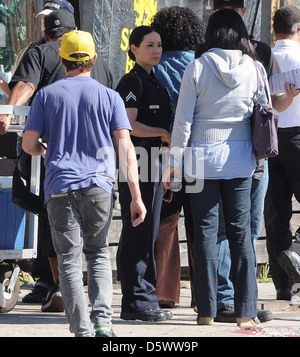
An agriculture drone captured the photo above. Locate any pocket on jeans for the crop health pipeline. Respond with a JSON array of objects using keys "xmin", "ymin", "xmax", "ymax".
[
  {"xmin": 47, "ymin": 196, "xmax": 77, "ymax": 231},
  {"xmin": 86, "ymin": 190, "xmax": 112, "ymax": 228}
]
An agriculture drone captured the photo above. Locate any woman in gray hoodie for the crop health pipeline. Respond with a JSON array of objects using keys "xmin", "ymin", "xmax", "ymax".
[{"xmin": 164, "ymin": 9, "xmax": 269, "ymax": 327}]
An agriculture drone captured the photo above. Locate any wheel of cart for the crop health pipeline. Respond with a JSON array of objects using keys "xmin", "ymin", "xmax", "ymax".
[
  {"xmin": 0, "ymin": 261, "xmax": 20, "ymax": 313},
  {"xmin": 0, "ymin": 105, "xmax": 39, "ymax": 312}
]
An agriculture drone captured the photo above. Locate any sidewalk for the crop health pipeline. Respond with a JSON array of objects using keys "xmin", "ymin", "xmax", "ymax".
[{"xmin": 0, "ymin": 281, "xmax": 300, "ymax": 338}]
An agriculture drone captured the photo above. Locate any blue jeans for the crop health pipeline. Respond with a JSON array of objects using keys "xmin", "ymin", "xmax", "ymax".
[
  {"xmin": 190, "ymin": 177, "xmax": 257, "ymax": 318},
  {"xmin": 47, "ymin": 185, "xmax": 113, "ymax": 337},
  {"xmin": 217, "ymin": 161, "xmax": 269, "ymax": 309}
]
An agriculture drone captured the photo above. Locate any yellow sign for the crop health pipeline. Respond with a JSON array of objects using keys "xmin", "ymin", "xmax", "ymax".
[{"xmin": 120, "ymin": 0, "xmax": 157, "ymax": 73}]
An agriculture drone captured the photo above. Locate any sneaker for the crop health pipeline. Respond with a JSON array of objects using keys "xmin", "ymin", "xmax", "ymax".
[
  {"xmin": 41, "ymin": 282, "xmax": 64, "ymax": 312},
  {"xmin": 278, "ymin": 249, "xmax": 300, "ymax": 287},
  {"xmin": 22, "ymin": 285, "xmax": 49, "ymax": 303},
  {"xmin": 95, "ymin": 327, "xmax": 117, "ymax": 337}
]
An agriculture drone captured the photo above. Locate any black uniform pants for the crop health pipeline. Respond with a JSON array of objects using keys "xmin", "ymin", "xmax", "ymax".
[
  {"xmin": 117, "ymin": 156, "xmax": 164, "ymax": 312},
  {"xmin": 264, "ymin": 130, "xmax": 300, "ymax": 290}
]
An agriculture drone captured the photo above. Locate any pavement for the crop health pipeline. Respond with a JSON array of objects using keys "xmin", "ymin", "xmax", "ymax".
[
  {"xmin": 1, "ymin": 280, "xmax": 300, "ymax": 338},
  {"xmin": 1, "ymin": 199, "xmax": 299, "ymax": 341}
]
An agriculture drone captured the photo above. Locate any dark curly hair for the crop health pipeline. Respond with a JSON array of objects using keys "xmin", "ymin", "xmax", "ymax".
[{"xmin": 150, "ymin": 6, "xmax": 205, "ymax": 51}]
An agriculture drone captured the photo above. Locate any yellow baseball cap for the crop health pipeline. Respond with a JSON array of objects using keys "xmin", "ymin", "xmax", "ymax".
[{"xmin": 60, "ymin": 30, "xmax": 96, "ymax": 62}]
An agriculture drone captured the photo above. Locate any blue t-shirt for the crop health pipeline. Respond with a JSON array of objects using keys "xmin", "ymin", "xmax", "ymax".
[{"xmin": 24, "ymin": 76, "xmax": 131, "ymax": 203}]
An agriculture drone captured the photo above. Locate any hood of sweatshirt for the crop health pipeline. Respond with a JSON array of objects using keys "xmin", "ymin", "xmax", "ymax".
[{"xmin": 201, "ymin": 48, "xmax": 253, "ymax": 88}]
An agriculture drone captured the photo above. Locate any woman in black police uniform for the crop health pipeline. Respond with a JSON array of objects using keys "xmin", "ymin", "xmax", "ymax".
[{"xmin": 116, "ymin": 26, "xmax": 172, "ymax": 322}]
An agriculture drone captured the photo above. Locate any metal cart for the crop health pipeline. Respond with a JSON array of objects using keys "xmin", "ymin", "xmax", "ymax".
[{"xmin": 0, "ymin": 105, "xmax": 39, "ymax": 312}]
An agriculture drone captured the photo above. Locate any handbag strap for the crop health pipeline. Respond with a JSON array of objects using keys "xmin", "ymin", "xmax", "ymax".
[{"xmin": 254, "ymin": 61, "xmax": 271, "ymax": 104}]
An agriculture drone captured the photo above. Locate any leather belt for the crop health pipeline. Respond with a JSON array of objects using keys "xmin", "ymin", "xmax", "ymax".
[{"xmin": 51, "ymin": 193, "xmax": 68, "ymax": 198}]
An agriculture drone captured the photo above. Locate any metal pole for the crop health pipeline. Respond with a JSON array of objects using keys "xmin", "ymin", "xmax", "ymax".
[
  {"xmin": 260, "ymin": 0, "xmax": 272, "ymax": 45},
  {"xmin": 250, "ymin": 0, "xmax": 261, "ymax": 39}
]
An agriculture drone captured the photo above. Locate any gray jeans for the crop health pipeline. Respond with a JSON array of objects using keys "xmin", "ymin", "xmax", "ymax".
[{"xmin": 47, "ymin": 185, "xmax": 113, "ymax": 337}]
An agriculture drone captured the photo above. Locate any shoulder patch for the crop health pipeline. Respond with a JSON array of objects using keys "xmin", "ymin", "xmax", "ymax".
[{"xmin": 126, "ymin": 91, "xmax": 137, "ymax": 102}]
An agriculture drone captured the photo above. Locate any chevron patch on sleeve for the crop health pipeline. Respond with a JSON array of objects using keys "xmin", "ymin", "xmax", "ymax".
[{"xmin": 126, "ymin": 91, "xmax": 137, "ymax": 102}]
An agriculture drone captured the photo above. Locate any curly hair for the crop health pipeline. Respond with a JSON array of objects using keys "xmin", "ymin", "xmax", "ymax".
[{"xmin": 150, "ymin": 6, "xmax": 205, "ymax": 51}]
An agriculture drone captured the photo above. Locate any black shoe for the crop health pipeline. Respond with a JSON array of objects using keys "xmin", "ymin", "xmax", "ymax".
[
  {"xmin": 276, "ymin": 288, "xmax": 292, "ymax": 300},
  {"xmin": 22, "ymin": 285, "xmax": 49, "ymax": 303},
  {"xmin": 156, "ymin": 308, "xmax": 172, "ymax": 320},
  {"xmin": 278, "ymin": 249, "xmax": 300, "ymax": 287},
  {"xmin": 214, "ymin": 305, "xmax": 236, "ymax": 323},
  {"xmin": 215, "ymin": 305, "xmax": 273, "ymax": 324},
  {"xmin": 159, "ymin": 301, "xmax": 179, "ymax": 308},
  {"xmin": 121, "ymin": 308, "xmax": 167, "ymax": 321},
  {"xmin": 41, "ymin": 282, "xmax": 64, "ymax": 312},
  {"xmin": 256, "ymin": 308, "xmax": 273, "ymax": 323}
]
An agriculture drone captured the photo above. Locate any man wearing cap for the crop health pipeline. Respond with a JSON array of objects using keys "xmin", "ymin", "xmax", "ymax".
[
  {"xmin": 0, "ymin": 4, "xmax": 76, "ymax": 310},
  {"xmin": 0, "ymin": 1, "xmax": 75, "ymax": 98},
  {"xmin": 0, "ymin": 6, "xmax": 113, "ymax": 312},
  {"xmin": 6, "ymin": 10, "xmax": 77, "ymax": 108},
  {"xmin": 36, "ymin": 0, "xmax": 74, "ymax": 16},
  {"xmin": 22, "ymin": 30, "xmax": 146, "ymax": 337},
  {"xmin": 36, "ymin": 1, "xmax": 113, "ymax": 89},
  {"xmin": 0, "ymin": 10, "xmax": 77, "ymax": 313},
  {"xmin": 0, "ymin": 10, "xmax": 76, "ymax": 133},
  {"xmin": 0, "ymin": 6, "xmax": 112, "ymax": 134}
]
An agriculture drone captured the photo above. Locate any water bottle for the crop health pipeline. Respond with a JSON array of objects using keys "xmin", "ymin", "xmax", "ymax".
[
  {"xmin": 160, "ymin": 142, "xmax": 169, "ymax": 153},
  {"xmin": 169, "ymin": 176, "xmax": 182, "ymax": 192}
]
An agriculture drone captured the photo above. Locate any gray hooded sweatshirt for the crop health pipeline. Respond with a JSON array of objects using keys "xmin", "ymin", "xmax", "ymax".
[{"xmin": 170, "ymin": 48, "xmax": 268, "ymax": 179}]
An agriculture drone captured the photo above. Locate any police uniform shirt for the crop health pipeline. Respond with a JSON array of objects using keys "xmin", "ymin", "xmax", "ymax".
[{"xmin": 117, "ymin": 63, "xmax": 171, "ymax": 145}]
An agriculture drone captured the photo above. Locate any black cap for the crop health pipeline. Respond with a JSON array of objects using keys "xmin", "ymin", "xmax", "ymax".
[
  {"xmin": 213, "ymin": 0, "xmax": 244, "ymax": 10},
  {"xmin": 44, "ymin": 9, "xmax": 76, "ymax": 32},
  {"xmin": 37, "ymin": 0, "xmax": 74, "ymax": 16}
]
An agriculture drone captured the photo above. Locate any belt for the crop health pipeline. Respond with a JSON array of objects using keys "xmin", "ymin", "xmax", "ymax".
[
  {"xmin": 51, "ymin": 193, "xmax": 68, "ymax": 198},
  {"xmin": 278, "ymin": 127, "xmax": 300, "ymax": 133}
]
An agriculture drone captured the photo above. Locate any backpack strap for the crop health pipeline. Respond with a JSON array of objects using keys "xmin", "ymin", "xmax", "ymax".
[{"xmin": 115, "ymin": 71, "xmax": 143, "ymax": 98}]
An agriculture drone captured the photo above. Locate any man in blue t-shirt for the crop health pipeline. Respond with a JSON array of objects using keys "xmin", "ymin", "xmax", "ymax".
[{"xmin": 22, "ymin": 30, "xmax": 146, "ymax": 337}]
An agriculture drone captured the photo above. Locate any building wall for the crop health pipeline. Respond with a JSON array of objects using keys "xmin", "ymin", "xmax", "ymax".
[
  {"xmin": 78, "ymin": 0, "xmax": 262, "ymax": 86},
  {"xmin": 0, "ymin": 0, "xmax": 299, "ymax": 94}
]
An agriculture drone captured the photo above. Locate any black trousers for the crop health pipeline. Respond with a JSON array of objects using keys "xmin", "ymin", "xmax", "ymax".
[
  {"xmin": 264, "ymin": 130, "xmax": 300, "ymax": 290},
  {"xmin": 117, "ymin": 174, "xmax": 164, "ymax": 313}
]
